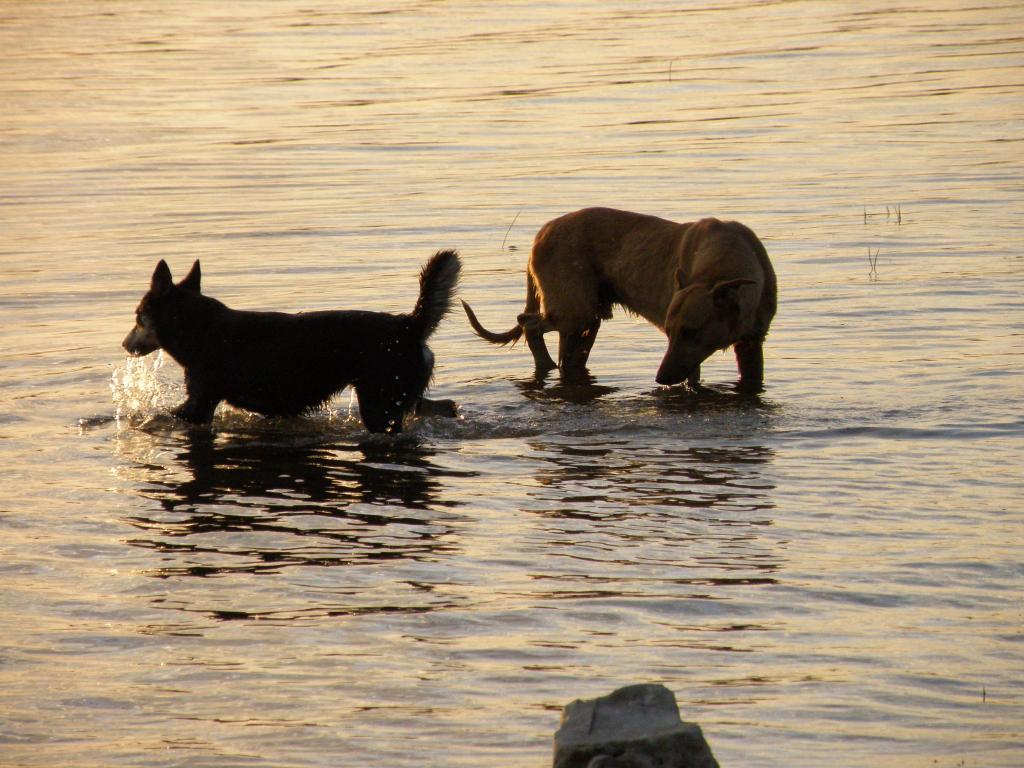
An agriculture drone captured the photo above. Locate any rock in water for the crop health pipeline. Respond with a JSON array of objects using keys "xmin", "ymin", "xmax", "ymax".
[{"xmin": 553, "ymin": 684, "xmax": 719, "ymax": 768}]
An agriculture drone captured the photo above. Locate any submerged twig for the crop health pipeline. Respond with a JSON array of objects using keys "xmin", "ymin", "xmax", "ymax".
[
  {"xmin": 867, "ymin": 247, "xmax": 880, "ymax": 280},
  {"xmin": 863, "ymin": 204, "xmax": 903, "ymax": 225},
  {"xmin": 501, "ymin": 210, "xmax": 521, "ymax": 252}
]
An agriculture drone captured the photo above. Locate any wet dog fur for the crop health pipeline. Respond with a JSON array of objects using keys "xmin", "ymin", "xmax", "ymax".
[
  {"xmin": 462, "ymin": 207, "xmax": 776, "ymax": 389},
  {"xmin": 123, "ymin": 250, "xmax": 461, "ymax": 433}
]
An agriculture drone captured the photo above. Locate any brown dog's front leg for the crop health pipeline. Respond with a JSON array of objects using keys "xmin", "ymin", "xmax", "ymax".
[
  {"xmin": 518, "ymin": 313, "xmax": 557, "ymax": 373},
  {"xmin": 734, "ymin": 339, "xmax": 764, "ymax": 390},
  {"xmin": 685, "ymin": 364, "xmax": 701, "ymax": 389}
]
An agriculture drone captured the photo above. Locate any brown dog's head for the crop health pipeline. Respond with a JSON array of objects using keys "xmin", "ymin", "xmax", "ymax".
[
  {"xmin": 655, "ymin": 274, "xmax": 756, "ymax": 386},
  {"xmin": 122, "ymin": 259, "xmax": 201, "ymax": 356}
]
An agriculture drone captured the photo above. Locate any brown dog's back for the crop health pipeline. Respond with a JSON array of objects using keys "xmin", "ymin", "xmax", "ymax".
[{"xmin": 529, "ymin": 208, "xmax": 687, "ymax": 329}]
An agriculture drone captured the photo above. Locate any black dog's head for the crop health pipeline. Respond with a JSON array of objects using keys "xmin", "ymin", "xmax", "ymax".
[{"xmin": 122, "ymin": 260, "xmax": 202, "ymax": 357}]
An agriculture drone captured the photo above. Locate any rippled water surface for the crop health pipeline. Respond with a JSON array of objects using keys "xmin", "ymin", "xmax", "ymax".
[{"xmin": 2, "ymin": 2, "xmax": 1022, "ymax": 766}]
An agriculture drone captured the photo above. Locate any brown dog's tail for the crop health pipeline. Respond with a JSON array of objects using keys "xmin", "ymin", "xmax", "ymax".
[
  {"xmin": 461, "ymin": 300, "xmax": 524, "ymax": 345},
  {"xmin": 412, "ymin": 249, "xmax": 462, "ymax": 339}
]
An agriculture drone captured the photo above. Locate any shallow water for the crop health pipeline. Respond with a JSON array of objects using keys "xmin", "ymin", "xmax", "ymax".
[{"xmin": 2, "ymin": 2, "xmax": 1022, "ymax": 766}]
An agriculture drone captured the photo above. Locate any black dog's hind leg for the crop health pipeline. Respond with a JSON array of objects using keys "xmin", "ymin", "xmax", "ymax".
[
  {"xmin": 355, "ymin": 378, "xmax": 429, "ymax": 434},
  {"xmin": 355, "ymin": 386, "xmax": 404, "ymax": 433}
]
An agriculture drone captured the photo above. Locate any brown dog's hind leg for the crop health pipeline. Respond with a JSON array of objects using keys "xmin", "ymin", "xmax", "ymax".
[
  {"xmin": 518, "ymin": 312, "xmax": 557, "ymax": 373},
  {"xmin": 558, "ymin": 319, "xmax": 601, "ymax": 373},
  {"xmin": 416, "ymin": 397, "xmax": 458, "ymax": 418},
  {"xmin": 734, "ymin": 339, "xmax": 764, "ymax": 390}
]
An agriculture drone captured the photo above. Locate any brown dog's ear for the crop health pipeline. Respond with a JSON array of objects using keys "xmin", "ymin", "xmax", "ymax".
[
  {"xmin": 151, "ymin": 260, "xmax": 174, "ymax": 295},
  {"xmin": 674, "ymin": 268, "xmax": 688, "ymax": 289},
  {"xmin": 179, "ymin": 260, "xmax": 201, "ymax": 293},
  {"xmin": 711, "ymin": 278, "xmax": 757, "ymax": 310}
]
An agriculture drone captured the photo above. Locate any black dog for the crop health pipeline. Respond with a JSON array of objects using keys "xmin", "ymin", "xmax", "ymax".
[{"xmin": 122, "ymin": 250, "xmax": 461, "ymax": 433}]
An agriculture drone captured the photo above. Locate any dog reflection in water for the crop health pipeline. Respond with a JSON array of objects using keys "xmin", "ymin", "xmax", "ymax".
[{"xmin": 122, "ymin": 251, "xmax": 461, "ymax": 434}]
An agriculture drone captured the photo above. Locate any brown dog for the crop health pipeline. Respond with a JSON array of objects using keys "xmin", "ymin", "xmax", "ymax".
[{"xmin": 462, "ymin": 207, "xmax": 776, "ymax": 389}]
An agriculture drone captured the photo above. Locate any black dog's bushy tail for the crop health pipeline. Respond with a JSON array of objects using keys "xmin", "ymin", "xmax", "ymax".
[{"xmin": 412, "ymin": 249, "xmax": 461, "ymax": 339}]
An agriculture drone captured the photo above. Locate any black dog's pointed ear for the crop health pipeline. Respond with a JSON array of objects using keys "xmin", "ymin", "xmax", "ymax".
[
  {"xmin": 151, "ymin": 260, "xmax": 173, "ymax": 295},
  {"xmin": 179, "ymin": 260, "xmax": 201, "ymax": 293}
]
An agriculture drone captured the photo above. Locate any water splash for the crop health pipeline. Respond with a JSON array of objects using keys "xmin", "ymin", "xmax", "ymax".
[{"xmin": 110, "ymin": 351, "xmax": 180, "ymax": 425}]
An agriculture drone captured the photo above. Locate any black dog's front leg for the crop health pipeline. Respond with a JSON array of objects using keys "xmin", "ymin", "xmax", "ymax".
[
  {"xmin": 172, "ymin": 372, "xmax": 220, "ymax": 424},
  {"xmin": 172, "ymin": 398, "xmax": 218, "ymax": 424}
]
